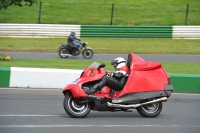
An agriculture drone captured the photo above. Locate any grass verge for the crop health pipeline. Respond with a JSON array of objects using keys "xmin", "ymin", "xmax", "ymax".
[
  {"xmin": 0, "ymin": 37, "xmax": 200, "ymax": 74},
  {"xmin": 0, "ymin": 59, "xmax": 200, "ymax": 74},
  {"xmin": 1, "ymin": 37, "xmax": 200, "ymax": 54}
]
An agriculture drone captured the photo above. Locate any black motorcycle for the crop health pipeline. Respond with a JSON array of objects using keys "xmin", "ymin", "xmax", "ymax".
[{"xmin": 58, "ymin": 41, "xmax": 93, "ymax": 59}]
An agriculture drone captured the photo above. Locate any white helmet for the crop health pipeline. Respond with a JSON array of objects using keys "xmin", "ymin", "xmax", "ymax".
[
  {"xmin": 111, "ymin": 57, "xmax": 126, "ymax": 69},
  {"xmin": 70, "ymin": 30, "xmax": 75, "ymax": 36}
]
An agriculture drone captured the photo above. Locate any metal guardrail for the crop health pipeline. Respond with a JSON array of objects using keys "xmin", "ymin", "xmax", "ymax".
[
  {"xmin": 0, "ymin": 24, "xmax": 81, "ymax": 38},
  {"xmin": 173, "ymin": 26, "xmax": 200, "ymax": 39},
  {"xmin": 81, "ymin": 25, "xmax": 173, "ymax": 38},
  {"xmin": 0, "ymin": 24, "xmax": 200, "ymax": 38}
]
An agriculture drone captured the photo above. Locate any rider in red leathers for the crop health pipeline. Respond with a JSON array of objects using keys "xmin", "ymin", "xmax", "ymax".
[{"xmin": 83, "ymin": 57, "xmax": 130, "ymax": 95}]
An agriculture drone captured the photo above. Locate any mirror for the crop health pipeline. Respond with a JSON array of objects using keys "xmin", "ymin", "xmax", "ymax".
[{"xmin": 98, "ymin": 63, "xmax": 106, "ymax": 70}]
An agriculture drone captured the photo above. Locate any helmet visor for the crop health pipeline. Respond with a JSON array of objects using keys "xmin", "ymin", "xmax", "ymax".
[
  {"xmin": 111, "ymin": 60, "xmax": 118, "ymax": 68},
  {"xmin": 111, "ymin": 60, "xmax": 125, "ymax": 68}
]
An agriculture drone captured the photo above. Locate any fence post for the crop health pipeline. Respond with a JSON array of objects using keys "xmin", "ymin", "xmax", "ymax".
[
  {"xmin": 38, "ymin": 1, "xmax": 42, "ymax": 24},
  {"xmin": 185, "ymin": 4, "xmax": 189, "ymax": 25},
  {"xmin": 110, "ymin": 3, "xmax": 114, "ymax": 25}
]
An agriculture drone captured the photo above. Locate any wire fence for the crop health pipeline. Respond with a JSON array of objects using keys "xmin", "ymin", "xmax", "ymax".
[{"xmin": 0, "ymin": 1, "xmax": 199, "ymax": 26}]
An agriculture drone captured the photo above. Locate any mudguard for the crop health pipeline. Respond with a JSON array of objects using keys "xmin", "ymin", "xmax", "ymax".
[
  {"xmin": 62, "ymin": 83, "xmax": 88, "ymax": 98},
  {"xmin": 86, "ymin": 47, "xmax": 92, "ymax": 50}
]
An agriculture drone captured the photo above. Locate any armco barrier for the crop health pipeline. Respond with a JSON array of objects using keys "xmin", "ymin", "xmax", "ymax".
[
  {"xmin": 0, "ymin": 67, "xmax": 199, "ymax": 93},
  {"xmin": 81, "ymin": 25, "xmax": 173, "ymax": 38},
  {"xmin": 173, "ymin": 26, "xmax": 200, "ymax": 39},
  {"xmin": 0, "ymin": 24, "xmax": 81, "ymax": 38},
  {"xmin": 0, "ymin": 24, "xmax": 200, "ymax": 38}
]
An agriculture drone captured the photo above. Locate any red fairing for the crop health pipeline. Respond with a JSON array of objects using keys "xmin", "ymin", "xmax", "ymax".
[
  {"xmin": 63, "ymin": 53, "xmax": 170, "ymax": 99},
  {"xmin": 63, "ymin": 84, "xmax": 88, "ymax": 98},
  {"xmin": 130, "ymin": 53, "xmax": 145, "ymax": 62},
  {"xmin": 62, "ymin": 67, "xmax": 106, "ymax": 98},
  {"xmin": 79, "ymin": 67, "xmax": 106, "ymax": 83},
  {"xmin": 116, "ymin": 53, "xmax": 169, "ymax": 98}
]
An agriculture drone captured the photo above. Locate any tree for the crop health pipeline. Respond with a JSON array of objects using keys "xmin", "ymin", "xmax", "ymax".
[{"xmin": 0, "ymin": 0, "xmax": 37, "ymax": 9}]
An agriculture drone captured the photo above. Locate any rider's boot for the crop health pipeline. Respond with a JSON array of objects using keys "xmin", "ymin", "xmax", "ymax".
[
  {"xmin": 83, "ymin": 76, "xmax": 107, "ymax": 95},
  {"xmin": 83, "ymin": 83, "xmax": 101, "ymax": 95}
]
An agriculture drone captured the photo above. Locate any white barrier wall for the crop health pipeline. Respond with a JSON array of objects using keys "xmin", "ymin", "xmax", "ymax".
[
  {"xmin": 0, "ymin": 23, "xmax": 81, "ymax": 38},
  {"xmin": 1, "ymin": 24, "xmax": 200, "ymax": 39},
  {"xmin": 9, "ymin": 67, "xmax": 83, "ymax": 89},
  {"xmin": 173, "ymin": 26, "xmax": 200, "ymax": 39}
]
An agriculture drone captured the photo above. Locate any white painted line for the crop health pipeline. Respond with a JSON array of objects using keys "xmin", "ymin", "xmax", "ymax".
[
  {"xmin": 1, "ymin": 114, "xmax": 200, "ymax": 118},
  {"xmin": 172, "ymin": 93, "xmax": 200, "ymax": 96},
  {"xmin": 0, "ymin": 114, "xmax": 68, "ymax": 117},
  {"xmin": 0, "ymin": 125, "xmax": 199, "ymax": 128},
  {"xmin": 0, "ymin": 88, "xmax": 62, "ymax": 91}
]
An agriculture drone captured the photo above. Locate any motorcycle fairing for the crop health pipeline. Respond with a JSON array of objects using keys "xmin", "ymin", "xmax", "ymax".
[
  {"xmin": 62, "ymin": 67, "xmax": 106, "ymax": 98},
  {"xmin": 63, "ymin": 83, "xmax": 88, "ymax": 98},
  {"xmin": 115, "ymin": 53, "xmax": 172, "ymax": 98},
  {"xmin": 78, "ymin": 67, "xmax": 106, "ymax": 86},
  {"xmin": 94, "ymin": 86, "xmax": 113, "ymax": 98},
  {"xmin": 81, "ymin": 66, "xmax": 106, "ymax": 78},
  {"xmin": 109, "ymin": 84, "xmax": 173, "ymax": 104},
  {"xmin": 164, "ymin": 84, "xmax": 173, "ymax": 96},
  {"xmin": 112, "ymin": 91, "xmax": 167, "ymax": 104},
  {"xmin": 63, "ymin": 53, "xmax": 173, "ymax": 102}
]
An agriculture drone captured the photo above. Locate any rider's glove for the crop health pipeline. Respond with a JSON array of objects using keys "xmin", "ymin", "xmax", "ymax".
[{"xmin": 107, "ymin": 72, "xmax": 113, "ymax": 77}]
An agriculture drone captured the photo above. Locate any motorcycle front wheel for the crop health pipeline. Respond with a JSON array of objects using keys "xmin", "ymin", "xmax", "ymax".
[
  {"xmin": 59, "ymin": 48, "xmax": 69, "ymax": 58},
  {"xmin": 82, "ymin": 49, "xmax": 93, "ymax": 59},
  {"xmin": 136, "ymin": 102, "xmax": 162, "ymax": 117},
  {"xmin": 63, "ymin": 92, "xmax": 91, "ymax": 118}
]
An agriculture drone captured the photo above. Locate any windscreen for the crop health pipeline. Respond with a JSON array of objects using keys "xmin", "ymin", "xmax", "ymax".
[{"xmin": 88, "ymin": 62, "xmax": 100, "ymax": 68}]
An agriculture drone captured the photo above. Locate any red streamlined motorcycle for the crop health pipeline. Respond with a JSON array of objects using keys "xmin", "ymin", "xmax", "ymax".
[{"xmin": 62, "ymin": 53, "xmax": 173, "ymax": 118}]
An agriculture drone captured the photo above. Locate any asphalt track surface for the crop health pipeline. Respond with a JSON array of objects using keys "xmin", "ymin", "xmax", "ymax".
[
  {"xmin": 0, "ymin": 88, "xmax": 200, "ymax": 133},
  {"xmin": 2, "ymin": 51, "xmax": 200, "ymax": 62},
  {"xmin": 0, "ymin": 52, "xmax": 199, "ymax": 133}
]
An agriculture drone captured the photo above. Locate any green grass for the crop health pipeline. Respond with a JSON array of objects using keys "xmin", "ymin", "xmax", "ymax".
[
  {"xmin": 0, "ymin": 59, "xmax": 200, "ymax": 74},
  {"xmin": 1, "ymin": 37, "xmax": 200, "ymax": 54},
  {"xmin": 1, "ymin": 0, "xmax": 200, "ymax": 74},
  {"xmin": 0, "ymin": 0, "xmax": 200, "ymax": 25},
  {"xmin": 0, "ymin": 37, "xmax": 200, "ymax": 74}
]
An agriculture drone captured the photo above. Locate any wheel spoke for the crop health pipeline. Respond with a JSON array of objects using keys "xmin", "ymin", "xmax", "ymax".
[
  {"xmin": 59, "ymin": 48, "xmax": 69, "ymax": 58},
  {"xmin": 141, "ymin": 103, "xmax": 159, "ymax": 113},
  {"xmin": 63, "ymin": 93, "xmax": 91, "ymax": 118},
  {"xmin": 67, "ymin": 96, "xmax": 88, "ymax": 114},
  {"xmin": 82, "ymin": 49, "xmax": 93, "ymax": 59}
]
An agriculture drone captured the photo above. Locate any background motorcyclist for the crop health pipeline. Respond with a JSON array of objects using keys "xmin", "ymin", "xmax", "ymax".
[
  {"xmin": 83, "ymin": 57, "xmax": 130, "ymax": 95},
  {"xmin": 67, "ymin": 30, "xmax": 81, "ymax": 54}
]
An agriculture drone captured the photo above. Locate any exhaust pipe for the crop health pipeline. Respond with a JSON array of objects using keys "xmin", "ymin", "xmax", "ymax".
[
  {"xmin": 61, "ymin": 54, "xmax": 72, "ymax": 57},
  {"xmin": 106, "ymin": 97, "xmax": 167, "ymax": 109}
]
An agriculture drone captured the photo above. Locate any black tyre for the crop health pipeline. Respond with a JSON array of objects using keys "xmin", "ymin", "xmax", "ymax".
[
  {"xmin": 63, "ymin": 92, "xmax": 91, "ymax": 118},
  {"xmin": 82, "ymin": 49, "xmax": 93, "ymax": 59},
  {"xmin": 59, "ymin": 48, "xmax": 69, "ymax": 58},
  {"xmin": 136, "ymin": 102, "xmax": 162, "ymax": 117}
]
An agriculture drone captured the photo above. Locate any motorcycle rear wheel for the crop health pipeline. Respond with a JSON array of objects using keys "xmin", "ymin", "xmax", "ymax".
[
  {"xmin": 136, "ymin": 102, "xmax": 162, "ymax": 117},
  {"xmin": 63, "ymin": 92, "xmax": 91, "ymax": 118},
  {"xmin": 59, "ymin": 48, "xmax": 69, "ymax": 58},
  {"xmin": 82, "ymin": 49, "xmax": 93, "ymax": 59}
]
